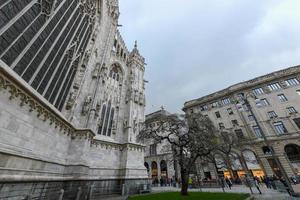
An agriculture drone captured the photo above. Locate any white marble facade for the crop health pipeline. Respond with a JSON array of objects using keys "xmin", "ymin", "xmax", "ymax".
[{"xmin": 0, "ymin": 0, "xmax": 148, "ymax": 198}]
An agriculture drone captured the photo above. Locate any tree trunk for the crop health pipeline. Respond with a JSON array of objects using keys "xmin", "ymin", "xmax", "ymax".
[
  {"xmin": 225, "ymin": 158, "xmax": 234, "ymax": 178},
  {"xmin": 180, "ymin": 169, "xmax": 189, "ymax": 196}
]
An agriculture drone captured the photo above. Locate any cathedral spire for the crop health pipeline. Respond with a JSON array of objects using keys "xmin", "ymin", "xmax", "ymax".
[
  {"xmin": 132, "ymin": 40, "xmax": 139, "ymax": 55},
  {"xmin": 134, "ymin": 40, "xmax": 138, "ymax": 49},
  {"xmin": 130, "ymin": 40, "xmax": 145, "ymax": 65}
]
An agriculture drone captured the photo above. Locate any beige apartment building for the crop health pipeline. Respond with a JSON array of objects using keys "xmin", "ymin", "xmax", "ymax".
[{"xmin": 183, "ymin": 65, "xmax": 300, "ymax": 180}]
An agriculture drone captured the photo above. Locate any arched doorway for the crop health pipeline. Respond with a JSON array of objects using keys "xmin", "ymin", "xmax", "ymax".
[
  {"xmin": 214, "ymin": 154, "xmax": 227, "ymax": 178},
  {"xmin": 160, "ymin": 160, "xmax": 168, "ymax": 185},
  {"xmin": 242, "ymin": 150, "xmax": 264, "ymax": 177},
  {"xmin": 285, "ymin": 144, "xmax": 300, "ymax": 175},
  {"xmin": 151, "ymin": 161, "xmax": 158, "ymax": 180},
  {"xmin": 229, "ymin": 153, "xmax": 243, "ymax": 180}
]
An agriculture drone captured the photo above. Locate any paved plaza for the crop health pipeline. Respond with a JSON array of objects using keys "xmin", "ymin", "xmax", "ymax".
[
  {"xmin": 151, "ymin": 185, "xmax": 299, "ymax": 200},
  {"xmin": 94, "ymin": 185, "xmax": 300, "ymax": 200}
]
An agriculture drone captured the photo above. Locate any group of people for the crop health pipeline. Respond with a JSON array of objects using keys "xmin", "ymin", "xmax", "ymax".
[
  {"xmin": 152, "ymin": 177, "xmax": 176, "ymax": 187},
  {"xmin": 220, "ymin": 174, "xmax": 300, "ymax": 195},
  {"xmin": 151, "ymin": 174, "xmax": 300, "ymax": 196}
]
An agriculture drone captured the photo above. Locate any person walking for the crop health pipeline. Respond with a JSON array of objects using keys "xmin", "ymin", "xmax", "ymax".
[
  {"xmin": 225, "ymin": 177, "xmax": 232, "ymax": 190},
  {"xmin": 254, "ymin": 177, "xmax": 262, "ymax": 194}
]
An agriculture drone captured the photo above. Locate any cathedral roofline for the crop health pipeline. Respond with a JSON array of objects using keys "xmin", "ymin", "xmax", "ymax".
[{"xmin": 130, "ymin": 41, "xmax": 146, "ymax": 64}]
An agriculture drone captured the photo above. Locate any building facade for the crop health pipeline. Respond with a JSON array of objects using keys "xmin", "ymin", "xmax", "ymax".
[
  {"xmin": 0, "ymin": 0, "xmax": 148, "ymax": 199},
  {"xmin": 183, "ymin": 66, "xmax": 300, "ymax": 180},
  {"xmin": 144, "ymin": 109, "xmax": 178, "ymax": 184}
]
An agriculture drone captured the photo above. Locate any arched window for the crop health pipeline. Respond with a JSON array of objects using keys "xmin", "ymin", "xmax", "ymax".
[
  {"xmin": 285, "ymin": 144, "xmax": 300, "ymax": 163},
  {"xmin": 160, "ymin": 160, "xmax": 168, "ymax": 179},
  {"xmin": 151, "ymin": 161, "xmax": 158, "ymax": 179},
  {"xmin": 109, "ymin": 64, "xmax": 122, "ymax": 81},
  {"xmin": 102, "ymin": 100, "xmax": 111, "ymax": 136},
  {"xmin": 107, "ymin": 108, "xmax": 115, "ymax": 136},
  {"xmin": 98, "ymin": 104, "xmax": 106, "ymax": 135}
]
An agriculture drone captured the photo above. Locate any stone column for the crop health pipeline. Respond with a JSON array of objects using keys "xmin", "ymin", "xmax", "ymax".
[
  {"xmin": 278, "ymin": 155, "xmax": 295, "ymax": 177},
  {"xmin": 157, "ymin": 159, "xmax": 161, "ymax": 181},
  {"xmin": 260, "ymin": 158, "xmax": 274, "ymax": 177}
]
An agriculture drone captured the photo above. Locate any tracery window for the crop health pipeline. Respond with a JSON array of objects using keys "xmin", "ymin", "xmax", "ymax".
[
  {"xmin": 109, "ymin": 65, "xmax": 122, "ymax": 81},
  {"xmin": 97, "ymin": 64, "xmax": 123, "ymax": 136}
]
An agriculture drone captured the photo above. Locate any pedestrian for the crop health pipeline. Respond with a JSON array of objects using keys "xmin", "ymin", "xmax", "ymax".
[
  {"xmin": 225, "ymin": 177, "xmax": 232, "ymax": 190},
  {"xmin": 254, "ymin": 177, "xmax": 262, "ymax": 194}
]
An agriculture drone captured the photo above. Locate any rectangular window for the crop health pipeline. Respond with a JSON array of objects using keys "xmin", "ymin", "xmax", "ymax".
[
  {"xmin": 211, "ymin": 102, "xmax": 219, "ymax": 108},
  {"xmin": 231, "ymin": 120, "xmax": 239, "ymax": 126},
  {"xmin": 235, "ymin": 129, "xmax": 244, "ymax": 139},
  {"xmin": 219, "ymin": 123, "xmax": 225, "ymax": 129},
  {"xmin": 273, "ymin": 121, "xmax": 287, "ymax": 135},
  {"xmin": 237, "ymin": 93, "xmax": 245, "ymax": 101},
  {"xmin": 200, "ymin": 105, "xmax": 208, "ymax": 111},
  {"xmin": 259, "ymin": 98, "xmax": 270, "ymax": 107},
  {"xmin": 278, "ymin": 94, "xmax": 288, "ymax": 102},
  {"xmin": 253, "ymin": 126, "xmax": 262, "ymax": 138},
  {"xmin": 297, "ymin": 90, "xmax": 300, "ymax": 96},
  {"xmin": 285, "ymin": 78, "xmax": 299, "ymax": 86},
  {"xmin": 215, "ymin": 111, "xmax": 221, "ymax": 118},
  {"xmin": 150, "ymin": 144, "xmax": 157, "ymax": 155},
  {"xmin": 293, "ymin": 118, "xmax": 300, "ymax": 129},
  {"xmin": 253, "ymin": 88, "xmax": 264, "ymax": 95},
  {"xmin": 222, "ymin": 98, "xmax": 231, "ymax": 105},
  {"xmin": 268, "ymin": 82, "xmax": 281, "ymax": 91},
  {"xmin": 248, "ymin": 115, "xmax": 254, "ymax": 121},
  {"xmin": 287, "ymin": 107, "xmax": 297, "ymax": 114},
  {"xmin": 267, "ymin": 111, "xmax": 277, "ymax": 118},
  {"xmin": 227, "ymin": 108, "xmax": 234, "ymax": 115}
]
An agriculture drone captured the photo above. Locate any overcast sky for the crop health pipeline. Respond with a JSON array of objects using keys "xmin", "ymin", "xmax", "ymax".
[{"xmin": 118, "ymin": 0, "xmax": 300, "ymax": 114}]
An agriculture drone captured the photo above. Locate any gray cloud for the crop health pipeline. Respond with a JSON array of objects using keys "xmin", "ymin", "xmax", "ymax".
[{"xmin": 118, "ymin": 0, "xmax": 300, "ymax": 114}]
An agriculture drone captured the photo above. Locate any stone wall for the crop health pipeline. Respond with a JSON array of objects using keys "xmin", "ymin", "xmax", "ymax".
[
  {"xmin": 0, "ymin": 179, "xmax": 149, "ymax": 199},
  {"xmin": 0, "ymin": 61, "xmax": 148, "ymax": 198}
]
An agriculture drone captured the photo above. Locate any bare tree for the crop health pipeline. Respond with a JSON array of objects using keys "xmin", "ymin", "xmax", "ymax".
[{"xmin": 138, "ymin": 112, "xmax": 218, "ymax": 196}]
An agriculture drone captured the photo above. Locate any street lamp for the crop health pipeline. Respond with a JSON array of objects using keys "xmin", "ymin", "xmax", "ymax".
[{"xmin": 236, "ymin": 92, "xmax": 294, "ymax": 195}]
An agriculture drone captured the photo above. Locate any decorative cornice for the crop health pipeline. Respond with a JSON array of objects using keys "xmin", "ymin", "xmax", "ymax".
[
  {"xmin": 91, "ymin": 140, "xmax": 145, "ymax": 152},
  {"xmin": 183, "ymin": 65, "xmax": 300, "ymax": 110}
]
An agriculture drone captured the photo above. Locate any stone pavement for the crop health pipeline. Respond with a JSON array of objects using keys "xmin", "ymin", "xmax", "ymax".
[
  {"xmin": 95, "ymin": 195, "xmax": 126, "ymax": 200},
  {"xmin": 151, "ymin": 185, "xmax": 300, "ymax": 200},
  {"xmin": 95, "ymin": 186, "xmax": 300, "ymax": 200}
]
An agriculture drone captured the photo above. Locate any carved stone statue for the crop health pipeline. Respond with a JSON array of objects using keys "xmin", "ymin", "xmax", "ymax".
[
  {"xmin": 66, "ymin": 92, "xmax": 76, "ymax": 110},
  {"xmin": 82, "ymin": 96, "xmax": 92, "ymax": 115}
]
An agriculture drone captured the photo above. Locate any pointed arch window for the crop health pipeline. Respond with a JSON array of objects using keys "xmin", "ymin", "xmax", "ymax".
[
  {"xmin": 98, "ymin": 104, "xmax": 106, "ymax": 135},
  {"xmin": 102, "ymin": 100, "xmax": 111, "ymax": 135},
  {"xmin": 109, "ymin": 64, "xmax": 122, "ymax": 81},
  {"xmin": 108, "ymin": 108, "xmax": 115, "ymax": 136}
]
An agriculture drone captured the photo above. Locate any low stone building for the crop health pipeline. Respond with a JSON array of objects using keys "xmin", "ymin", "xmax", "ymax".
[
  {"xmin": 143, "ymin": 109, "xmax": 179, "ymax": 184},
  {"xmin": 183, "ymin": 65, "xmax": 300, "ymax": 180},
  {"xmin": 0, "ymin": 0, "xmax": 148, "ymax": 199}
]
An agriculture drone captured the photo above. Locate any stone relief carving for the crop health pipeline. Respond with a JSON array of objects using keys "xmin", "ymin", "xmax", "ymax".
[
  {"xmin": 106, "ymin": 0, "xmax": 119, "ymax": 20},
  {"xmin": 138, "ymin": 92, "xmax": 143, "ymax": 105},
  {"xmin": 125, "ymin": 89, "xmax": 132, "ymax": 103},
  {"xmin": 95, "ymin": 101, "xmax": 101, "ymax": 117},
  {"xmin": 82, "ymin": 95, "xmax": 92, "ymax": 115},
  {"xmin": 66, "ymin": 92, "xmax": 76, "ymax": 110},
  {"xmin": 134, "ymin": 90, "xmax": 138, "ymax": 103}
]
